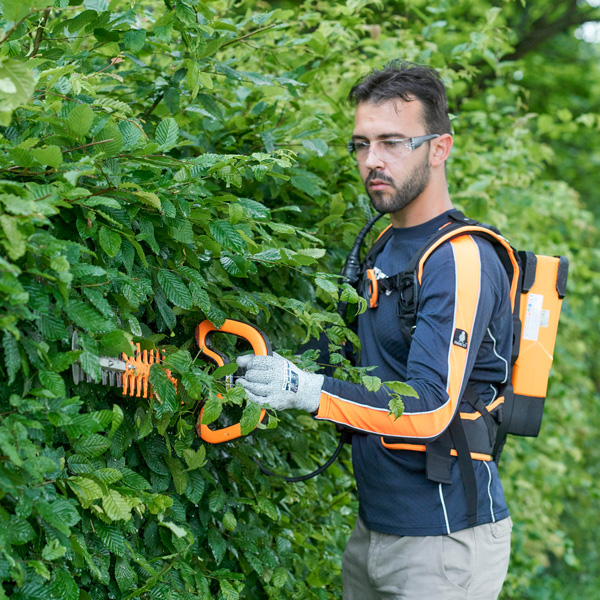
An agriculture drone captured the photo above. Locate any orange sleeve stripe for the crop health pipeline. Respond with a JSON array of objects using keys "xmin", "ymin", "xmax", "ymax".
[{"xmin": 316, "ymin": 235, "xmax": 482, "ymax": 439}]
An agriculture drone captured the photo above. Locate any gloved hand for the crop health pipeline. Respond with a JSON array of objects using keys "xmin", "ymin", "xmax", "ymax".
[{"xmin": 236, "ymin": 353, "xmax": 323, "ymax": 413}]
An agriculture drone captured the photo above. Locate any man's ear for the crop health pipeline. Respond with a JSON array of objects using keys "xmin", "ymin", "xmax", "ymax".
[{"xmin": 429, "ymin": 133, "xmax": 453, "ymax": 167}]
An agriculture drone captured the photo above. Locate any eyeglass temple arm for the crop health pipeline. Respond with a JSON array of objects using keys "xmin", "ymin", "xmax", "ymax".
[{"xmin": 409, "ymin": 134, "xmax": 441, "ymax": 151}]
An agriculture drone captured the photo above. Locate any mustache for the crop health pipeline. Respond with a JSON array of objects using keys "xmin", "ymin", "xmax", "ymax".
[{"xmin": 365, "ymin": 171, "xmax": 394, "ymax": 186}]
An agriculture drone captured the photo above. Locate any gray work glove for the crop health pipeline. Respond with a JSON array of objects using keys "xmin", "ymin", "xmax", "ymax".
[{"xmin": 236, "ymin": 353, "xmax": 323, "ymax": 413}]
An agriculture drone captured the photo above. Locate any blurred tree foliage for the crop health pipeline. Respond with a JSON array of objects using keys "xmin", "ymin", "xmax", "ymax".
[{"xmin": 0, "ymin": 0, "xmax": 598, "ymax": 598}]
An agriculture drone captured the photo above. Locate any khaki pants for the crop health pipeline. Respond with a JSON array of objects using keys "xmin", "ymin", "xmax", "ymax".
[{"xmin": 342, "ymin": 516, "xmax": 512, "ymax": 600}]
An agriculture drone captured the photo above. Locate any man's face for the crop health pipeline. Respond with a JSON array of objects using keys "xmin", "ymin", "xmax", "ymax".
[{"xmin": 352, "ymin": 99, "xmax": 431, "ymax": 215}]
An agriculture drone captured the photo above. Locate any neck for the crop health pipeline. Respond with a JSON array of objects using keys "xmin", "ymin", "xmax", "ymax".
[{"xmin": 389, "ymin": 172, "xmax": 453, "ymax": 228}]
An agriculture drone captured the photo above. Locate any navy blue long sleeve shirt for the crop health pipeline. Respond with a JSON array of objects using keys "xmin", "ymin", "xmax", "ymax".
[{"xmin": 315, "ymin": 211, "xmax": 511, "ymax": 536}]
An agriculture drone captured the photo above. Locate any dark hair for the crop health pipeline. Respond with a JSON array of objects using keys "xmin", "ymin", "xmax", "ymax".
[{"xmin": 348, "ymin": 60, "xmax": 451, "ymax": 135}]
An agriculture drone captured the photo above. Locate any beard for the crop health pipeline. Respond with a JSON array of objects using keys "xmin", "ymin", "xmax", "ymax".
[{"xmin": 365, "ymin": 157, "xmax": 431, "ymax": 214}]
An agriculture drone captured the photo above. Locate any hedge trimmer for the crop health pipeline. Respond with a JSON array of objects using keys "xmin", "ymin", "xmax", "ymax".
[{"xmin": 71, "ymin": 319, "xmax": 270, "ymax": 442}]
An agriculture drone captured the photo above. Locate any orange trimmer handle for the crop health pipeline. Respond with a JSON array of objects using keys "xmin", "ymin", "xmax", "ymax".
[{"xmin": 196, "ymin": 319, "xmax": 272, "ymax": 444}]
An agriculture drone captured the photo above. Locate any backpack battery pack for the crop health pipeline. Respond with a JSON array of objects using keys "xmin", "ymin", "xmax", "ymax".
[{"xmin": 506, "ymin": 252, "xmax": 569, "ymax": 437}]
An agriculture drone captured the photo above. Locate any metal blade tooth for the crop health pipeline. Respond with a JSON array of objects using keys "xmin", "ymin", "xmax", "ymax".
[
  {"xmin": 109, "ymin": 371, "xmax": 115, "ymax": 386},
  {"xmin": 116, "ymin": 373, "xmax": 122, "ymax": 388},
  {"xmin": 86, "ymin": 373, "xmax": 93, "ymax": 383},
  {"xmin": 102, "ymin": 370, "xmax": 108, "ymax": 386}
]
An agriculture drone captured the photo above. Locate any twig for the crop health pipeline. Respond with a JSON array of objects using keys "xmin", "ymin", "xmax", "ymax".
[
  {"xmin": 220, "ymin": 23, "xmax": 280, "ymax": 49},
  {"xmin": 0, "ymin": 9, "xmax": 37, "ymax": 45},
  {"xmin": 141, "ymin": 91, "xmax": 165, "ymax": 121},
  {"xmin": 27, "ymin": 8, "xmax": 51, "ymax": 58},
  {"xmin": 63, "ymin": 139, "xmax": 115, "ymax": 154},
  {"xmin": 83, "ymin": 55, "xmax": 125, "ymax": 79}
]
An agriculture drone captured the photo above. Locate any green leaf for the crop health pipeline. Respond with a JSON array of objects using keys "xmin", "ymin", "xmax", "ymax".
[
  {"xmin": 73, "ymin": 433, "xmax": 111, "ymax": 458},
  {"xmin": 133, "ymin": 191, "xmax": 161, "ymax": 209},
  {"xmin": 202, "ymin": 394, "xmax": 223, "ymax": 425},
  {"xmin": 65, "ymin": 413, "xmax": 102, "ymax": 437},
  {"xmin": 157, "ymin": 269, "xmax": 193, "ymax": 310},
  {"xmin": 110, "ymin": 404, "xmax": 124, "ymax": 438},
  {"xmin": 208, "ymin": 528, "xmax": 227, "ymax": 564},
  {"xmin": 99, "ymin": 330, "xmax": 133, "ymax": 355},
  {"xmin": 95, "ymin": 123, "xmax": 123, "ymax": 157},
  {"xmin": 94, "ymin": 468, "xmax": 123, "ymax": 484},
  {"xmin": 0, "ymin": 214, "xmax": 26, "ymax": 259},
  {"xmin": 9, "ymin": 518, "xmax": 35, "ymax": 544},
  {"xmin": 223, "ymin": 511, "xmax": 237, "ymax": 532},
  {"xmin": 79, "ymin": 350, "xmax": 102, "ymax": 381},
  {"xmin": 51, "ymin": 568, "xmax": 79, "ymax": 600},
  {"xmin": 198, "ymin": 72, "xmax": 214, "ymax": 89},
  {"xmin": 384, "ymin": 381, "xmax": 419, "ymax": 398},
  {"xmin": 28, "ymin": 561, "xmax": 51, "ymax": 581},
  {"xmin": 67, "ymin": 299, "xmax": 116, "ymax": 333},
  {"xmin": 148, "ymin": 363, "xmax": 178, "ymax": 416},
  {"xmin": 42, "ymin": 539, "xmax": 67, "ymax": 561},
  {"xmin": 31, "ymin": 145, "xmax": 63, "ymax": 169},
  {"xmin": 190, "ymin": 281, "xmax": 211, "ymax": 311},
  {"xmin": 315, "ymin": 277, "xmax": 338, "ymax": 295},
  {"xmin": 185, "ymin": 470, "xmax": 205, "ymax": 504},
  {"xmin": 115, "ymin": 555, "xmax": 137, "ymax": 592},
  {"xmin": 68, "ymin": 476, "xmax": 104, "ymax": 508},
  {"xmin": 164, "ymin": 454, "xmax": 188, "ymax": 494},
  {"xmin": 156, "ymin": 117, "xmax": 179, "ymax": 149},
  {"xmin": 0, "ymin": 59, "xmax": 36, "ymax": 126},
  {"xmin": 301, "ymin": 139, "xmax": 328, "ymax": 156},
  {"xmin": 240, "ymin": 400, "xmax": 262, "ymax": 436},
  {"xmin": 67, "ymin": 103, "xmax": 94, "ymax": 137},
  {"xmin": 183, "ymin": 446, "xmax": 206, "ymax": 470},
  {"xmin": 209, "ymin": 220, "xmax": 244, "ymax": 252},
  {"xmin": 39, "ymin": 370, "xmax": 66, "ymax": 397},
  {"xmin": 3, "ymin": 331, "xmax": 20, "ymax": 384},
  {"xmin": 361, "ymin": 375, "xmax": 381, "ymax": 392},
  {"xmin": 124, "ymin": 29, "xmax": 146, "ymax": 53},
  {"xmin": 84, "ymin": 0, "xmax": 108, "ymax": 12},
  {"xmin": 388, "ymin": 395, "xmax": 404, "ymax": 420},
  {"xmin": 160, "ymin": 520, "xmax": 188, "ymax": 538},
  {"xmin": 0, "ymin": 0, "xmax": 36, "ymax": 22},
  {"xmin": 257, "ymin": 496, "xmax": 278, "ymax": 520},
  {"xmin": 102, "ymin": 489, "xmax": 132, "ymax": 521},
  {"xmin": 212, "ymin": 361, "xmax": 238, "ymax": 380},
  {"xmin": 98, "ymin": 226, "xmax": 122, "ymax": 258},
  {"xmin": 162, "ymin": 349, "xmax": 192, "ymax": 373},
  {"xmin": 272, "ymin": 566, "xmax": 288, "ymax": 588},
  {"xmin": 290, "ymin": 172, "xmax": 324, "ymax": 196},
  {"xmin": 96, "ymin": 521, "xmax": 126, "ymax": 555}
]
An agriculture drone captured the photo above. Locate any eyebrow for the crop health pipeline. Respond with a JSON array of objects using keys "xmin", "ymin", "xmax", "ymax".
[{"xmin": 351, "ymin": 133, "xmax": 409, "ymax": 141}]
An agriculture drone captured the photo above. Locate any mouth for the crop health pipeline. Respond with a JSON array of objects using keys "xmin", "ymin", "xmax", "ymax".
[{"xmin": 369, "ymin": 180, "xmax": 392, "ymax": 191}]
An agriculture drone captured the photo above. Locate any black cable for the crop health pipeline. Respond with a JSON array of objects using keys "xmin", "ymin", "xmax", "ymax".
[
  {"xmin": 338, "ymin": 212, "xmax": 384, "ymax": 319},
  {"xmin": 253, "ymin": 436, "xmax": 347, "ymax": 482}
]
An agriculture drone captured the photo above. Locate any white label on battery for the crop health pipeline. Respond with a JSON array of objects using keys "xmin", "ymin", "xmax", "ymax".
[
  {"xmin": 540, "ymin": 309, "xmax": 550, "ymax": 328},
  {"xmin": 523, "ymin": 293, "xmax": 544, "ymax": 341}
]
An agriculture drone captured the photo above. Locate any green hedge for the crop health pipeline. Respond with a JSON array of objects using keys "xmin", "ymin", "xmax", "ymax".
[{"xmin": 0, "ymin": 1, "xmax": 599, "ymax": 598}]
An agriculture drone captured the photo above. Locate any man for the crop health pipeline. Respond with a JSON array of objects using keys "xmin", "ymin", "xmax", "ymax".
[{"xmin": 237, "ymin": 61, "xmax": 512, "ymax": 599}]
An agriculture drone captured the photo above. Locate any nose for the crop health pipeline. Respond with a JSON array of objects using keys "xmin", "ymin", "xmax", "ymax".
[{"xmin": 363, "ymin": 142, "xmax": 385, "ymax": 170}]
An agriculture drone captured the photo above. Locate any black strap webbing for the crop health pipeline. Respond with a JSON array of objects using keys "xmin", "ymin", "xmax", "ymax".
[
  {"xmin": 425, "ymin": 413, "xmax": 479, "ymax": 527},
  {"xmin": 448, "ymin": 416, "xmax": 479, "ymax": 527}
]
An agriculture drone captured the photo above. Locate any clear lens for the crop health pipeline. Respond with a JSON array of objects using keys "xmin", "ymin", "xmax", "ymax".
[
  {"xmin": 349, "ymin": 135, "xmax": 440, "ymax": 163},
  {"xmin": 353, "ymin": 139, "xmax": 411, "ymax": 163}
]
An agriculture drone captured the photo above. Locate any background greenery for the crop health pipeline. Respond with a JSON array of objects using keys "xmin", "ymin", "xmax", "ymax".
[{"xmin": 0, "ymin": 0, "xmax": 598, "ymax": 598}]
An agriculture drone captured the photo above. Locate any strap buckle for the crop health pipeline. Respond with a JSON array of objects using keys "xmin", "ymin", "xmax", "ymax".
[{"xmin": 397, "ymin": 272, "xmax": 419, "ymax": 318}]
